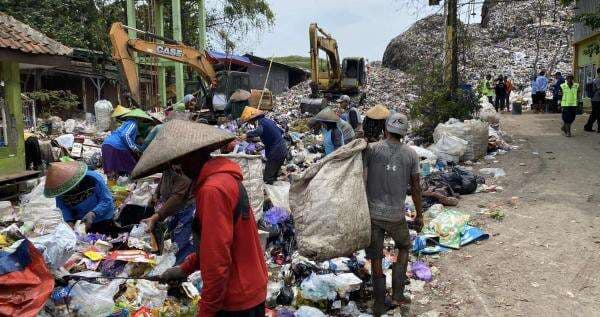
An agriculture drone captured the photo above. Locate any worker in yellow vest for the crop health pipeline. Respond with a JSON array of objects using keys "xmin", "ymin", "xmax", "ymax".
[
  {"xmin": 479, "ymin": 74, "xmax": 494, "ymax": 105},
  {"xmin": 560, "ymin": 74, "xmax": 579, "ymax": 137}
]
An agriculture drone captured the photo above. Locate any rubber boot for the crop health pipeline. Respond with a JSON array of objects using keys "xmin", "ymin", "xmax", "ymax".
[
  {"xmin": 566, "ymin": 123, "xmax": 572, "ymax": 137},
  {"xmin": 372, "ymin": 276, "xmax": 387, "ymax": 317},
  {"xmin": 392, "ymin": 250, "xmax": 411, "ymax": 304}
]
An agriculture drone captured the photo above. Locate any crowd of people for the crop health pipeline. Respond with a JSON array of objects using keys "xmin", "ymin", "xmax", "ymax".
[
  {"xmin": 478, "ymin": 68, "xmax": 600, "ymax": 138},
  {"xmin": 41, "ymin": 90, "xmax": 423, "ymax": 316}
]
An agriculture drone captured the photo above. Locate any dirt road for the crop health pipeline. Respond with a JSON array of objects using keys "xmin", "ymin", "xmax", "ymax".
[{"xmin": 412, "ymin": 113, "xmax": 600, "ymax": 317}]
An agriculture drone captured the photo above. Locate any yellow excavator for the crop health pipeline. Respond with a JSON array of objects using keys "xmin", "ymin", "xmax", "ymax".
[
  {"xmin": 109, "ymin": 22, "xmax": 260, "ymax": 113},
  {"xmin": 309, "ymin": 23, "xmax": 366, "ymax": 98}
]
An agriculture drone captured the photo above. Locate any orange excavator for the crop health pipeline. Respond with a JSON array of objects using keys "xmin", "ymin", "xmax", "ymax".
[{"xmin": 109, "ymin": 22, "xmax": 256, "ymax": 111}]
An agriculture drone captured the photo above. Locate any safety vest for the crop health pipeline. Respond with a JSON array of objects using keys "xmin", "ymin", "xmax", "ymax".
[
  {"xmin": 560, "ymin": 82, "xmax": 579, "ymax": 107},
  {"xmin": 480, "ymin": 80, "xmax": 493, "ymax": 96}
]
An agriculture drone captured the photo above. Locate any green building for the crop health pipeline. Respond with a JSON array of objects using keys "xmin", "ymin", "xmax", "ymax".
[
  {"xmin": 0, "ymin": 11, "xmax": 71, "ymax": 180},
  {"xmin": 573, "ymin": 0, "xmax": 600, "ymax": 107}
]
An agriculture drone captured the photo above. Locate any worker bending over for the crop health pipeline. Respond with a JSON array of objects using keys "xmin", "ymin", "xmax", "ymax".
[
  {"xmin": 44, "ymin": 161, "xmax": 115, "ymax": 234},
  {"xmin": 241, "ymin": 106, "xmax": 288, "ymax": 184}
]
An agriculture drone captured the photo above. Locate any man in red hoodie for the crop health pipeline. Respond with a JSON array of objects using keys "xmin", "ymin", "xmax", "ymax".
[{"xmin": 131, "ymin": 120, "xmax": 267, "ymax": 317}]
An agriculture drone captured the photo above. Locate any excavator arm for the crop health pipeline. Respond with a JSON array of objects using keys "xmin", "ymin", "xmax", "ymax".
[
  {"xmin": 309, "ymin": 23, "xmax": 342, "ymax": 91},
  {"xmin": 109, "ymin": 22, "xmax": 217, "ymax": 106}
]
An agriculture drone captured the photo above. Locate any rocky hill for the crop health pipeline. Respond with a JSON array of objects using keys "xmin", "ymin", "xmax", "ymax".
[{"xmin": 383, "ymin": 0, "xmax": 574, "ymax": 89}]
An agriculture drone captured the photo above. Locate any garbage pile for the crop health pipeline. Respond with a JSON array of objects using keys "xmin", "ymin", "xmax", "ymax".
[{"xmin": 383, "ymin": 0, "xmax": 573, "ymax": 89}]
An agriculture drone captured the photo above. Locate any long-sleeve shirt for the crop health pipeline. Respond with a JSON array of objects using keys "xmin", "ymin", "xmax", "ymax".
[
  {"xmin": 141, "ymin": 124, "xmax": 163, "ymax": 152},
  {"xmin": 341, "ymin": 107, "xmax": 361, "ymax": 130},
  {"xmin": 553, "ymin": 76, "xmax": 565, "ymax": 100},
  {"xmin": 536, "ymin": 76, "xmax": 549, "ymax": 92},
  {"xmin": 246, "ymin": 117, "xmax": 287, "ymax": 161},
  {"xmin": 531, "ymin": 80, "xmax": 539, "ymax": 94},
  {"xmin": 55, "ymin": 171, "xmax": 114, "ymax": 223},
  {"xmin": 102, "ymin": 119, "xmax": 141, "ymax": 153}
]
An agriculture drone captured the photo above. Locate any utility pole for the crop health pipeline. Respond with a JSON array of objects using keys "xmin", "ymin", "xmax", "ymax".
[
  {"xmin": 172, "ymin": 0, "xmax": 185, "ymax": 102},
  {"xmin": 444, "ymin": 0, "xmax": 459, "ymax": 97},
  {"xmin": 198, "ymin": 0, "xmax": 206, "ymax": 51}
]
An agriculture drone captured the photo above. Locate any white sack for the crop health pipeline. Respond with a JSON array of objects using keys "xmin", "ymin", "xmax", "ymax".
[
  {"xmin": 264, "ymin": 181, "xmax": 291, "ymax": 211},
  {"xmin": 215, "ymin": 153, "xmax": 264, "ymax": 220},
  {"xmin": 434, "ymin": 119, "xmax": 489, "ymax": 161},
  {"xmin": 290, "ymin": 139, "xmax": 370, "ymax": 261},
  {"xmin": 429, "ymin": 134, "xmax": 468, "ymax": 163}
]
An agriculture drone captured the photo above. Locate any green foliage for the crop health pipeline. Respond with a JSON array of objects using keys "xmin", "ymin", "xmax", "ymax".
[
  {"xmin": 410, "ymin": 86, "xmax": 481, "ymax": 142},
  {"xmin": 273, "ymin": 55, "xmax": 328, "ymax": 71},
  {"xmin": 0, "ymin": 0, "xmax": 274, "ymax": 54},
  {"xmin": 26, "ymin": 90, "xmax": 80, "ymax": 118}
]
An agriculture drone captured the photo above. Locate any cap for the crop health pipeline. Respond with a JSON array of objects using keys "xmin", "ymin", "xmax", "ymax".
[
  {"xmin": 386, "ymin": 112, "xmax": 408, "ymax": 136},
  {"xmin": 183, "ymin": 94, "xmax": 196, "ymax": 104},
  {"xmin": 337, "ymin": 95, "xmax": 351, "ymax": 103}
]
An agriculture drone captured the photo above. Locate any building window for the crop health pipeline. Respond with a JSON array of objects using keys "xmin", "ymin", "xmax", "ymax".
[{"xmin": 0, "ymin": 80, "xmax": 7, "ymax": 148}]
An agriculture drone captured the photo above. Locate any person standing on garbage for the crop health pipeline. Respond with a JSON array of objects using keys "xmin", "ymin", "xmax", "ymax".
[
  {"xmin": 338, "ymin": 95, "xmax": 361, "ymax": 131},
  {"xmin": 363, "ymin": 104, "xmax": 391, "ymax": 143},
  {"xmin": 102, "ymin": 109, "xmax": 155, "ymax": 179},
  {"xmin": 240, "ymin": 106, "xmax": 287, "ymax": 184},
  {"xmin": 494, "ymin": 75, "xmax": 507, "ymax": 112},
  {"xmin": 584, "ymin": 68, "xmax": 600, "ymax": 132},
  {"xmin": 535, "ymin": 70, "xmax": 549, "ymax": 113},
  {"xmin": 314, "ymin": 107, "xmax": 345, "ymax": 155},
  {"xmin": 43, "ymin": 161, "xmax": 116, "ymax": 234},
  {"xmin": 560, "ymin": 75, "xmax": 579, "ymax": 137},
  {"xmin": 530, "ymin": 75, "xmax": 539, "ymax": 110},
  {"xmin": 504, "ymin": 76, "xmax": 513, "ymax": 112},
  {"xmin": 131, "ymin": 120, "xmax": 268, "ymax": 317},
  {"xmin": 363, "ymin": 113, "xmax": 423, "ymax": 315}
]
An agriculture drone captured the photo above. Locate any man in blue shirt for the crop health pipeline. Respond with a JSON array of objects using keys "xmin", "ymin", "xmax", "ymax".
[
  {"xmin": 44, "ymin": 161, "xmax": 115, "ymax": 234},
  {"xmin": 535, "ymin": 71, "xmax": 549, "ymax": 112},
  {"xmin": 241, "ymin": 107, "xmax": 288, "ymax": 184},
  {"xmin": 552, "ymin": 72, "xmax": 565, "ymax": 111}
]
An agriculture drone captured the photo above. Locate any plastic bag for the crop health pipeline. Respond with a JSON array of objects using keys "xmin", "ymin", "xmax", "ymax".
[
  {"xmin": 64, "ymin": 119, "xmax": 76, "ymax": 134},
  {"xmin": 148, "ymin": 253, "xmax": 176, "ymax": 276},
  {"xmin": 214, "ymin": 154, "xmax": 264, "ymax": 219},
  {"xmin": 410, "ymin": 145, "xmax": 437, "ymax": 164},
  {"xmin": 422, "ymin": 209, "xmax": 470, "ymax": 249},
  {"xmin": 276, "ymin": 285, "xmax": 294, "ymax": 305},
  {"xmin": 296, "ymin": 306, "xmax": 326, "ymax": 317},
  {"xmin": 94, "ymin": 100, "xmax": 113, "ymax": 132},
  {"xmin": 30, "ymin": 223, "xmax": 77, "ymax": 270},
  {"xmin": 434, "ymin": 119, "xmax": 489, "ymax": 161},
  {"xmin": 479, "ymin": 168, "xmax": 506, "ymax": 178},
  {"xmin": 264, "ymin": 181, "xmax": 291, "ymax": 211},
  {"xmin": 128, "ymin": 223, "xmax": 155, "ymax": 251},
  {"xmin": 127, "ymin": 181, "xmax": 155, "ymax": 207},
  {"xmin": 300, "ymin": 273, "xmax": 338, "ymax": 301},
  {"xmin": 20, "ymin": 178, "xmax": 64, "ymax": 234},
  {"xmin": 411, "ymin": 260, "xmax": 433, "ymax": 282},
  {"xmin": 69, "ymin": 279, "xmax": 122, "ymax": 316},
  {"xmin": 134, "ymin": 279, "xmax": 168, "ymax": 308},
  {"xmin": 441, "ymin": 167, "xmax": 478, "ymax": 195},
  {"xmin": 264, "ymin": 207, "xmax": 290, "ymax": 225}
]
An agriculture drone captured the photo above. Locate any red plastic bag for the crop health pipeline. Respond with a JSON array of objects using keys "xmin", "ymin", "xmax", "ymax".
[{"xmin": 0, "ymin": 240, "xmax": 54, "ymax": 317}]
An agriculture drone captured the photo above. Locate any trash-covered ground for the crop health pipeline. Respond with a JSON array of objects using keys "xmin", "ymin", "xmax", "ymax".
[{"xmin": 0, "ymin": 84, "xmax": 521, "ymax": 316}]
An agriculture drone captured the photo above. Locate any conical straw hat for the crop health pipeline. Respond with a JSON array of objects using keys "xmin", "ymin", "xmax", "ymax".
[
  {"xmin": 229, "ymin": 89, "xmax": 251, "ymax": 102},
  {"xmin": 365, "ymin": 104, "xmax": 391, "ymax": 120},
  {"xmin": 44, "ymin": 161, "xmax": 88, "ymax": 198},
  {"xmin": 131, "ymin": 120, "xmax": 235, "ymax": 179},
  {"xmin": 111, "ymin": 105, "xmax": 131, "ymax": 118},
  {"xmin": 121, "ymin": 108, "xmax": 154, "ymax": 122},
  {"xmin": 240, "ymin": 106, "xmax": 264, "ymax": 123},
  {"xmin": 314, "ymin": 107, "xmax": 340, "ymax": 123}
]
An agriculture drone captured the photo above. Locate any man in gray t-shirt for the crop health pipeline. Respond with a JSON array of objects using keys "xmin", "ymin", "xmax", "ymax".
[
  {"xmin": 584, "ymin": 68, "xmax": 600, "ymax": 132},
  {"xmin": 363, "ymin": 112, "xmax": 423, "ymax": 315}
]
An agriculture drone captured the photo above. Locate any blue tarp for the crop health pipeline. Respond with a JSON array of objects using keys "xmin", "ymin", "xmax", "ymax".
[
  {"xmin": 412, "ymin": 225, "xmax": 490, "ymax": 255},
  {"xmin": 207, "ymin": 51, "xmax": 258, "ymax": 67}
]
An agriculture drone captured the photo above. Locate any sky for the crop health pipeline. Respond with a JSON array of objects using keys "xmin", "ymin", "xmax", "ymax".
[{"xmin": 248, "ymin": 0, "xmax": 442, "ymax": 61}]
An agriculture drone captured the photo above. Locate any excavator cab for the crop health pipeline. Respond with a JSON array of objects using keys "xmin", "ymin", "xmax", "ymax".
[{"xmin": 341, "ymin": 57, "xmax": 366, "ymax": 94}]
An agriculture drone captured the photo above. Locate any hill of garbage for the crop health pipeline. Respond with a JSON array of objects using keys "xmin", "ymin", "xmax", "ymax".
[{"xmin": 382, "ymin": 0, "xmax": 574, "ymax": 88}]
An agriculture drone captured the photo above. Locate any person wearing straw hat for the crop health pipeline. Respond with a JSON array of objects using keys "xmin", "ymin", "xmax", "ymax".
[
  {"xmin": 240, "ymin": 106, "xmax": 287, "ymax": 184},
  {"xmin": 363, "ymin": 113, "xmax": 423, "ymax": 315},
  {"xmin": 363, "ymin": 104, "xmax": 391, "ymax": 143},
  {"xmin": 111, "ymin": 105, "xmax": 131, "ymax": 119},
  {"xmin": 44, "ymin": 161, "xmax": 115, "ymax": 234},
  {"xmin": 102, "ymin": 108, "xmax": 155, "ymax": 178},
  {"xmin": 131, "ymin": 120, "xmax": 267, "ymax": 316},
  {"xmin": 314, "ymin": 107, "xmax": 345, "ymax": 155}
]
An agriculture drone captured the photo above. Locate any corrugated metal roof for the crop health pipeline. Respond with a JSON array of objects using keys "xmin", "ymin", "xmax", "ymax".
[{"xmin": 0, "ymin": 11, "xmax": 72, "ymax": 56}]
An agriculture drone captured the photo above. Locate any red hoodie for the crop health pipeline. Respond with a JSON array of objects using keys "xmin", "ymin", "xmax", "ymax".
[{"xmin": 180, "ymin": 157, "xmax": 267, "ymax": 316}]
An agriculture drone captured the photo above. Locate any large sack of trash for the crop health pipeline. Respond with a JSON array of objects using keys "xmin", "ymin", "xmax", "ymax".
[
  {"xmin": 478, "ymin": 99, "xmax": 500, "ymax": 126},
  {"xmin": 428, "ymin": 134, "xmax": 467, "ymax": 163},
  {"xmin": 290, "ymin": 139, "xmax": 370, "ymax": 261},
  {"xmin": 433, "ymin": 118, "xmax": 489, "ymax": 161},
  {"xmin": 215, "ymin": 153, "xmax": 264, "ymax": 220}
]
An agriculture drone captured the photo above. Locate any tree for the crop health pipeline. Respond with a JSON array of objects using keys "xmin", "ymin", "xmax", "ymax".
[{"xmin": 0, "ymin": 0, "xmax": 274, "ymax": 53}]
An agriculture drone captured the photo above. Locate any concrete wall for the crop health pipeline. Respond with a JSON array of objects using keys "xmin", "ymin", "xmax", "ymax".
[{"xmin": 0, "ymin": 61, "xmax": 25, "ymax": 175}]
